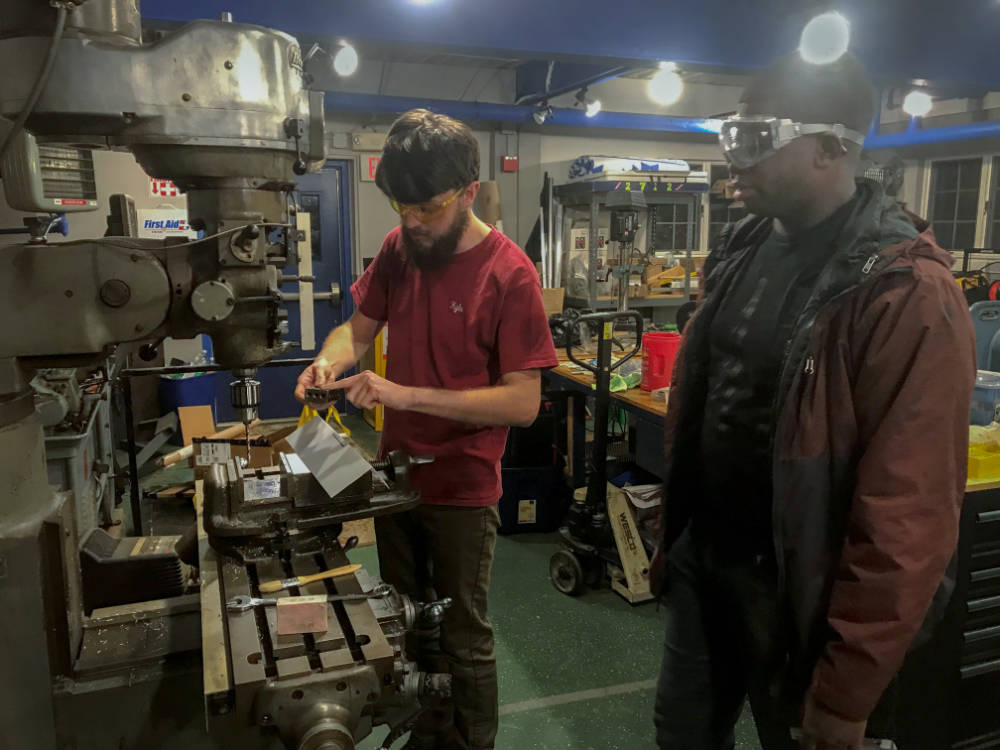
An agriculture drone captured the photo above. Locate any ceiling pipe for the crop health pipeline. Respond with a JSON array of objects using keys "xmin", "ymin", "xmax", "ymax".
[{"xmin": 323, "ymin": 91, "xmax": 721, "ymax": 135}]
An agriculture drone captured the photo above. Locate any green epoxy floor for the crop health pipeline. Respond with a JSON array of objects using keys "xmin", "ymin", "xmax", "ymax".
[
  {"xmin": 349, "ymin": 533, "xmax": 761, "ymax": 750},
  {"xmin": 136, "ymin": 415, "xmax": 763, "ymax": 749}
]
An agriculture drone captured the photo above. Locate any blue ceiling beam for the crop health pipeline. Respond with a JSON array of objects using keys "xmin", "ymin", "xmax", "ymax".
[
  {"xmin": 864, "ymin": 119, "xmax": 1000, "ymax": 151},
  {"xmin": 324, "ymin": 91, "xmax": 723, "ymax": 136},
  {"xmin": 140, "ymin": 0, "xmax": 1000, "ymax": 89},
  {"xmin": 327, "ymin": 91, "xmax": 1000, "ymax": 152},
  {"xmin": 515, "ymin": 61, "xmax": 637, "ymax": 106}
]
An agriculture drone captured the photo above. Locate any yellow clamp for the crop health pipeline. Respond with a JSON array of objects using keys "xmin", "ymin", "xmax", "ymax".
[{"xmin": 298, "ymin": 403, "xmax": 350, "ymax": 436}]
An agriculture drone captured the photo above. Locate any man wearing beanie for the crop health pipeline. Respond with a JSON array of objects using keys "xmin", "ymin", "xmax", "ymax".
[{"xmin": 651, "ymin": 52, "xmax": 976, "ymax": 749}]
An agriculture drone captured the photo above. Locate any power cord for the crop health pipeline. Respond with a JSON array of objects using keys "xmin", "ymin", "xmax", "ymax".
[{"xmin": 0, "ymin": 1, "xmax": 74, "ymax": 167}]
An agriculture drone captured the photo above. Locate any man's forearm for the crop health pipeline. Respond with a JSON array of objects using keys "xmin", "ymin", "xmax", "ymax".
[
  {"xmin": 407, "ymin": 382, "xmax": 538, "ymax": 427},
  {"xmin": 318, "ymin": 320, "xmax": 374, "ymax": 373}
]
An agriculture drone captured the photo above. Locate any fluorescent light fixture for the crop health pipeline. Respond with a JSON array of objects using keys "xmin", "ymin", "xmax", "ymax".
[
  {"xmin": 902, "ymin": 90, "xmax": 933, "ymax": 118},
  {"xmin": 585, "ymin": 99, "xmax": 602, "ymax": 117},
  {"xmin": 333, "ymin": 43, "xmax": 359, "ymax": 76},
  {"xmin": 799, "ymin": 11, "xmax": 850, "ymax": 64},
  {"xmin": 648, "ymin": 63, "xmax": 683, "ymax": 105}
]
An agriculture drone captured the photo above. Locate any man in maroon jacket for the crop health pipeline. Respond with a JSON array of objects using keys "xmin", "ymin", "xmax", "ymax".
[
  {"xmin": 296, "ymin": 110, "xmax": 557, "ymax": 750},
  {"xmin": 652, "ymin": 53, "xmax": 975, "ymax": 749}
]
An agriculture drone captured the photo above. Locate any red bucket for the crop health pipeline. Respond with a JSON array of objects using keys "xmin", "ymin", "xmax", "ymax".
[{"xmin": 641, "ymin": 332, "xmax": 681, "ymax": 391}]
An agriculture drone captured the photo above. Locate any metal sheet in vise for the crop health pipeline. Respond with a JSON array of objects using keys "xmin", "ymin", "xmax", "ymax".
[{"xmin": 284, "ymin": 417, "xmax": 371, "ymax": 499}]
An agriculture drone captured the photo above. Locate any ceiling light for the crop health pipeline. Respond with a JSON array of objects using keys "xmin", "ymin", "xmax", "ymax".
[
  {"xmin": 799, "ymin": 11, "xmax": 850, "ymax": 65},
  {"xmin": 903, "ymin": 90, "xmax": 933, "ymax": 118},
  {"xmin": 575, "ymin": 88, "xmax": 601, "ymax": 118},
  {"xmin": 333, "ymin": 43, "xmax": 359, "ymax": 76},
  {"xmin": 532, "ymin": 104, "xmax": 552, "ymax": 125},
  {"xmin": 648, "ymin": 64, "xmax": 684, "ymax": 105}
]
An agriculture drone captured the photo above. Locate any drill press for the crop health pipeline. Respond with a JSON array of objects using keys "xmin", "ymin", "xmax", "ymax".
[
  {"xmin": 229, "ymin": 368, "xmax": 262, "ymax": 456},
  {"xmin": 0, "ymin": 4, "xmax": 441, "ymax": 747}
]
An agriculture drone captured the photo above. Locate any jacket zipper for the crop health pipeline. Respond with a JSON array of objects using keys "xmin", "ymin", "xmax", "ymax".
[{"xmin": 768, "ymin": 253, "xmax": 909, "ymax": 601}]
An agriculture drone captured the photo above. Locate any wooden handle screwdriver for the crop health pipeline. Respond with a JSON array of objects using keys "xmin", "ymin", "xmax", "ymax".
[{"xmin": 258, "ymin": 563, "xmax": 362, "ymax": 594}]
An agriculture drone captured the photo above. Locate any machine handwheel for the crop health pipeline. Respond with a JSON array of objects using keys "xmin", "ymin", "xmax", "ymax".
[{"xmin": 549, "ymin": 549, "xmax": 585, "ymax": 596}]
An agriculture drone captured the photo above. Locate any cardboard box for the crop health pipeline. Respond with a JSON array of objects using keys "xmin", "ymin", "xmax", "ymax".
[
  {"xmin": 628, "ymin": 283, "xmax": 649, "ymax": 299},
  {"xmin": 541, "ymin": 288, "xmax": 565, "ymax": 317}
]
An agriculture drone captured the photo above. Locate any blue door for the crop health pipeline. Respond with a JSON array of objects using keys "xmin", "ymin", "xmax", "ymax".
[{"xmin": 214, "ymin": 160, "xmax": 355, "ymax": 421}]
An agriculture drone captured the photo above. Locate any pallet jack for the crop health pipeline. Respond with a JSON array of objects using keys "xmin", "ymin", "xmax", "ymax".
[{"xmin": 549, "ymin": 310, "xmax": 655, "ymax": 603}]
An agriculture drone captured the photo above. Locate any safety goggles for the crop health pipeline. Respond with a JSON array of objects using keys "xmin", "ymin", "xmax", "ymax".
[
  {"xmin": 719, "ymin": 116, "xmax": 866, "ymax": 170},
  {"xmin": 388, "ymin": 187, "xmax": 463, "ymax": 223}
]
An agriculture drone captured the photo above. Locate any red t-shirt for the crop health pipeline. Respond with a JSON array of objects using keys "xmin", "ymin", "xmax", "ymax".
[{"xmin": 351, "ymin": 226, "xmax": 558, "ymax": 506}]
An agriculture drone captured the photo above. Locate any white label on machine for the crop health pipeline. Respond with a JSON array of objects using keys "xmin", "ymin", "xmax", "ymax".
[
  {"xmin": 243, "ymin": 478, "xmax": 281, "ymax": 501},
  {"xmin": 518, "ymin": 499, "xmax": 537, "ymax": 524},
  {"xmin": 195, "ymin": 442, "xmax": 232, "ymax": 465}
]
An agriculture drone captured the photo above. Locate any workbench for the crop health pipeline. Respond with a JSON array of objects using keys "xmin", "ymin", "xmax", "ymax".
[{"xmin": 543, "ymin": 353, "xmax": 667, "ymax": 485}]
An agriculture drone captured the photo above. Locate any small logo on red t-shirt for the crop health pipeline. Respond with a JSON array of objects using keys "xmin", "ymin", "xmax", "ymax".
[{"xmin": 449, "ymin": 300, "xmax": 464, "ymax": 314}]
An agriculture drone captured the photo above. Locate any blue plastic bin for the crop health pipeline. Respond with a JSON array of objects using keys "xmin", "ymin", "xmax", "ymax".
[
  {"xmin": 159, "ymin": 373, "xmax": 217, "ymax": 443},
  {"xmin": 971, "ymin": 370, "xmax": 1000, "ymax": 426}
]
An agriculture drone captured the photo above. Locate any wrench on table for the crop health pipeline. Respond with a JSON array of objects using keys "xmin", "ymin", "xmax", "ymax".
[{"xmin": 226, "ymin": 584, "xmax": 392, "ymax": 612}]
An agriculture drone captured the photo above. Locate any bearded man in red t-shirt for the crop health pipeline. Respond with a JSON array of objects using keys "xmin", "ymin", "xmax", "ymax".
[{"xmin": 296, "ymin": 109, "xmax": 557, "ymax": 750}]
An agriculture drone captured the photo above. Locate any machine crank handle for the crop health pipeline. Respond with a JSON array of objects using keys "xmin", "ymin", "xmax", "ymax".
[{"xmin": 416, "ymin": 597, "xmax": 453, "ymax": 627}]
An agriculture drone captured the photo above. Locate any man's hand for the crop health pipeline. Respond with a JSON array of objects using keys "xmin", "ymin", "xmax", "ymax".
[
  {"xmin": 294, "ymin": 356, "xmax": 340, "ymax": 404},
  {"xmin": 326, "ymin": 371, "xmax": 413, "ymax": 411},
  {"xmin": 798, "ymin": 698, "xmax": 867, "ymax": 750},
  {"xmin": 798, "ymin": 734, "xmax": 861, "ymax": 750}
]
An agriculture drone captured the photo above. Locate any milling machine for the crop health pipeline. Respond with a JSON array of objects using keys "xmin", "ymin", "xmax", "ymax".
[{"xmin": 0, "ymin": 3, "xmax": 442, "ymax": 748}]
